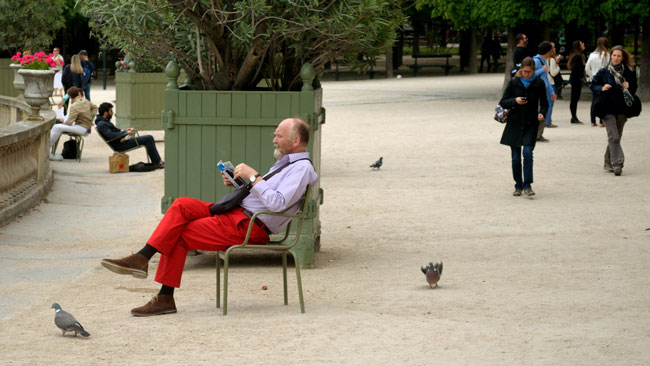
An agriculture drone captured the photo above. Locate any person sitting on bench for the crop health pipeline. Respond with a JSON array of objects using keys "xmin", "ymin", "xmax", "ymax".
[{"xmin": 95, "ymin": 102, "xmax": 164, "ymax": 169}]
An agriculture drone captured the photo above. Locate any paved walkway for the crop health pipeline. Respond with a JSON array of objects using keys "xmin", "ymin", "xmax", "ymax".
[{"xmin": 1, "ymin": 74, "xmax": 650, "ymax": 364}]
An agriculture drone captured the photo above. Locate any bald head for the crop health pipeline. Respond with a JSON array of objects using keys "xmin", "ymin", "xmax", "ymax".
[{"xmin": 273, "ymin": 118, "xmax": 310, "ymax": 159}]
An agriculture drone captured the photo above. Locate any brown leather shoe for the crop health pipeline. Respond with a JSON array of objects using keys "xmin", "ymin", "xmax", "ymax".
[
  {"xmin": 131, "ymin": 295, "xmax": 177, "ymax": 317},
  {"xmin": 101, "ymin": 253, "xmax": 148, "ymax": 279}
]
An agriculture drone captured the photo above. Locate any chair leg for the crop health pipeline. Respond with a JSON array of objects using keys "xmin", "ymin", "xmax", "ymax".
[
  {"xmin": 289, "ymin": 250, "xmax": 305, "ymax": 313},
  {"xmin": 216, "ymin": 253, "xmax": 221, "ymax": 308},
  {"xmin": 76, "ymin": 137, "xmax": 84, "ymax": 162},
  {"xmin": 223, "ymin": 252, "xmax": 230, "ymax": 315},
  {"xmin": 282, "ymin": 252, "xmax": 288, "ymax": 305}
]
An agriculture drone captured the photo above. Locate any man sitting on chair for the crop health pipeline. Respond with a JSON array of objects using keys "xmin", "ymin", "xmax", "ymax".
[
  {"xmin": 94, "ymin": 102, "xmax": 164, "ymax": 169},
  {"xmin": 49, "ymin": 86, "xmax": 96, "ymax": 161},
  {"xmin": 100, "ymin": 118, "xmax": 317, "ymax": 316}
]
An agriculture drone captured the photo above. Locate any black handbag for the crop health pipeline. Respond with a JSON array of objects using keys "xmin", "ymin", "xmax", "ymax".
[
  {"xmin": 624, "ymin": 95, "xmax": 642, "ymax": 118},
  {"xmin": 592, "ymin": 91, "xmax": 609, "ymax": 119},
  {"xmin": 209, "ymin": 157, "xmax": 311, "ymax": 215}
]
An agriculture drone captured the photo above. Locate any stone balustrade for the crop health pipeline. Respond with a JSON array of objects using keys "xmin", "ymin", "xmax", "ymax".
[{"xmin": 0, "ymin": 96, "xmax": 54, "ymax": 227}]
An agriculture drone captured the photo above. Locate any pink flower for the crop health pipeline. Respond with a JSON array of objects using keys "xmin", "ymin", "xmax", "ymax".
[{"xmin": 36, "ymin": 51, "xmax": 45, "ymax": 58}]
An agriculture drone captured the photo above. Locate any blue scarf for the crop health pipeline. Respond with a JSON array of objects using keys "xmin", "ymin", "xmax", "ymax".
[{"xmin": 520, "ymin": 74, "xmax": 535, "ymax": 89}]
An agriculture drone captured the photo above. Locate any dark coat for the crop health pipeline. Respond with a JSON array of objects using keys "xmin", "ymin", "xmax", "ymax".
[
  {"xmin": 499, "ymin": 76, "xmax": 548, "ymax": 147},
  {"xmin": 590, "ymin": 66, "xmax": 638, "ymax": 116},
  {"xmin": 95, "ymin": 115, "xmax": 128, "ymax": 150},
  {"xmin": 569, "ymin": 54, "xmax": 585, "ymax": 82}
]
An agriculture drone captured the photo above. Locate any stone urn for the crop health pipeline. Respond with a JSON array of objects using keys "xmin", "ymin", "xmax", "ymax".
[
  {"xmin": 10, "ymin": 63, "xmax": 25, "ymax": 101},
  {"xmin": 18, "ymin": 68, "xmax": 55, "ymax": 120}
]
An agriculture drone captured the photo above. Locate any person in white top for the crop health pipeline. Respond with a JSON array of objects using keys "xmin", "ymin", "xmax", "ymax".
[
  {"xmin": 585, "ymin": 37, "xmax": 609, "ymax": 127},
  {"xmin": 52, "ymin": 47, "xmax": 65, "ymax": 97}
]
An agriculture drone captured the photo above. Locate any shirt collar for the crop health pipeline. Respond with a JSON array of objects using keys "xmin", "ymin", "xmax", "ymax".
[{"xmin": 275, "ymin": 152, "xmax": 310, "ymax": 166}]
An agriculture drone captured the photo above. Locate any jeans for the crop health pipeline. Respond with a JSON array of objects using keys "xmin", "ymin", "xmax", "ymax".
[
  {"xmin": 116, "ymin": 134, "xmax": 162, "ymax": 164},
  {"xmin": 511, "ymin": 145, "xmax": 534, "ymax": 190},
  {"xmin": 83, "ymin": 83, "xmax": 91, "ymax": 101},
  {"xmin": 545, "ymin": 98, "xmax": 554, "ymax": 125}
]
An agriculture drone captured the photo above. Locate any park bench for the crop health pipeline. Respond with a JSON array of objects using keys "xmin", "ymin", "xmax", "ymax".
[{"xmin": 411, "ymin": 53, "xmax": 454, "ymax": 76}]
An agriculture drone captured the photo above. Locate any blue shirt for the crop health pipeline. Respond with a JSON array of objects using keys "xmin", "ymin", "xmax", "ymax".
[
  {"xmin": 533, "ymin": 54, "xmax": 554, "ymax": 98},
  {"xmin": 241, "ymin": 152, "xmax": 318, "ymax": 233}
]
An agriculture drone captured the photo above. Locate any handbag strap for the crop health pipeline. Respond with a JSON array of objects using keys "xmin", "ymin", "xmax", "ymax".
[{"xmin": 262, "ymin": 157, "xmax": 311, "ymax": 181}]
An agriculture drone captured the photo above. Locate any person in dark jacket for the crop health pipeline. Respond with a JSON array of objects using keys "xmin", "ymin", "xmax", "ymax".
[
  {"xmin": 589, "ymin": 46, "xmax": 638, "ymax": 176},
  {"xmin": 513, "ymin": 33, "xmax": 530, "ymax": 67},
  {"xmin": 500, "ymin": 57, "xmax": 549, "ymax": 197},
  {"xmin": 95, "ymin": 102, "xmax": 164, "ymax": 169},
  {"xmin": 568, "ymin": 40, "xmax": 586, "ymax": 123}
]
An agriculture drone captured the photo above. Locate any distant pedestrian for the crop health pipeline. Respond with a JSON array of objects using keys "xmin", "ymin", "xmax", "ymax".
[
  {"xmin": 568, "ymin": 40, "xmax": 586, "ymax": 124},
  {"xmin": 490, "ymin": 36, "xmax": 502, "ymax": 72},
  {"xmin": 589, "ymin": 46, "xmax": 637, "ymax": 176},
  {"xmin": 78, "ymin": 50, "xmax": 95, "ymax": 101},
  {"xmin": 480, "ymin": 35, "xmax": 492, "ymax": 73},
  {"xmin": 533, "ymin": 41, "xmax": 556, "ymax": 141},
  {"xmin": 513, "ymin": 33, "xmax": 530, "ymax": 71},
  {"xmin": 585, "ymin": 37, "xmax": 610, "ymax": 127},
  {"xmin": 52, "ymin": 47, "xmax": 65, "ymax": 97},
  {"xmin": 499, "ymin": 57, "xmax": 548, "ymax": 197}
]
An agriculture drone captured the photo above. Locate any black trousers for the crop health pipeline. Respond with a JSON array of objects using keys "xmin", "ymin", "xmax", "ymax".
[
  {"xmin": 116, "ymin": 135, "xmax": 162, "ymax": 164},
  {"xmin": 570, "ymin": 80, "xmax": 582, "ymax": 119}
]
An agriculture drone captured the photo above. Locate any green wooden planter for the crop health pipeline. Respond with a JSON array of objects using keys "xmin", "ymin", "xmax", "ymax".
[
  {"xmin": 160, "ymin": 61, "xmax": 325, "ymax": 268},
  {"xmin": 0, "ymin": 59, "xmax": 19, "ymax": 98},
  {"xmin": 115, "ymin": 71, "xmax": 184, "ymax": 130}
]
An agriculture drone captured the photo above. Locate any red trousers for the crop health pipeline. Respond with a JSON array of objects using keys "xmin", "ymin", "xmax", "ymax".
[{"xmin": 147, "ymin": 197, "xmax": 270, "ymax": 288}]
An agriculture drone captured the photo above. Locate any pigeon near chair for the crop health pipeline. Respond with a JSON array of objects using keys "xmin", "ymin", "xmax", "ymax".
[{"xmin": 216, "ymin": 185, "xmax": 314, "ymax": 315}]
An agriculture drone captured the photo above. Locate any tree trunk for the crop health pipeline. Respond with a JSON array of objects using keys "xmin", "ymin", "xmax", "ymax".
[
  {"xmin": 501, "ymin": 28, "xmax": 515, "ymax": 94},
  {"xmin": 638, "ymin": 17, "xmax": 650, "ymax": 101},
  {"xmin": 467, "ymin": 28, "xmax": 478, "ymax": 74},
  {"xmin": 459, "ymin": 30, "xmax": 470, "ymax": 71},
  {"xmin": 385, "ymin": 48, "xmax": 393, "ymax": 78},
  {"xmin": 542, "ymin": 23, "xmax": 550, "ymax": 41}
]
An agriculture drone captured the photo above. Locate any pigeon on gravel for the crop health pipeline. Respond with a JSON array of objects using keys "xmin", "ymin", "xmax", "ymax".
[
  {"xmin": 51, "ymin": 303, "xmax": 90, "ymax": 337},
  {"xmin": 421, "ymin": 261, "xmax": 443, "ymax": 288},
  {"xmin": 370, "ymin": 157, "xmax": 383, "ymax": 170}
]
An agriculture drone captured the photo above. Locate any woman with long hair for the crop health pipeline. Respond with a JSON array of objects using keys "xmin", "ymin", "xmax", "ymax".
[
  {"xmin": 586, "ymin": 37, "xmax": 610, "ymax": 126},
  {"xmin": 568, "ymin": 40, "xmax": 586, "ymax": 124},
  {"xmin": 589, "ymin": 46, "xmax": 637, "ymax": 176},
  {"xmin": 499, "ymin": 57, "xmax": 549, "ymax": 197}
]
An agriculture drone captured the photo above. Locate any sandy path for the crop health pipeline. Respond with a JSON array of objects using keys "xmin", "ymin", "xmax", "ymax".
[{"xmin": 1, "ymin": 75, "xmax": 649, "ymax": 365}]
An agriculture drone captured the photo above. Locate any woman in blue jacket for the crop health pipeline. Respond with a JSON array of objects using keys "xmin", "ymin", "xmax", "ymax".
[{"xmin": 589, "ymin": 46, "xmax": 637, "ymax": 176}]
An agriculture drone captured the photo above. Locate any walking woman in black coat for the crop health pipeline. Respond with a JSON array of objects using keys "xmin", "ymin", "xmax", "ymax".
[
  {"xmin": 568, "ymin": 40, "xmax": 586, "ymax": 123},
  {"xmin": 589, "ymin": 45, "xmax": 638, "ymax": 176},
  {"xmin": 500, "ymin": 57, "xmax": 549, "ymax": 197}
]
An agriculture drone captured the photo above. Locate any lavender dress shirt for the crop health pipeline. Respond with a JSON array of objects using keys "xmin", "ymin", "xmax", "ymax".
[{"xmin": 241, "ymin": 152, "xmax": 318, "ymax": 233}]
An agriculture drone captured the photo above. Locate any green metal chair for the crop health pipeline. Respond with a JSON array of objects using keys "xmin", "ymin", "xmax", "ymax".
[
  {"xmin": 52, "ymin": 132, "xmax": 86, "ymax": 162},
  {"xmin": 95, "ymin": 127, "xmax": 150, "ymax": 163},
  {"xmin": 217, "ymin": 185, "xmax": 313, "ymax": 315}
]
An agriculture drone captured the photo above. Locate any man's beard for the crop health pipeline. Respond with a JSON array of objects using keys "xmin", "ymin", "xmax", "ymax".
[{"xmin": 273, "ymin": 147, "xmax": 283, "ymax": 160}]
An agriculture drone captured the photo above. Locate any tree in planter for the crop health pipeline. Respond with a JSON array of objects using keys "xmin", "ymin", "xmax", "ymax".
[
  {"xmin": 0, "ymin": 0, "xmax": 66, "ymax": 55},
  {"xmin": 79, "ymin": 0, "xmax": 405, "ymax": 90}
]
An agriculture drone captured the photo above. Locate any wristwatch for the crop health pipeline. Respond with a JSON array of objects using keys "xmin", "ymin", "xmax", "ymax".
[{"xmin": 250, "ymin": 173, "xmax": 261, "ymax": 183}]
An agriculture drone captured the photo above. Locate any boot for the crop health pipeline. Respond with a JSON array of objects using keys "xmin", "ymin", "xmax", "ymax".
[
  {"xmin": 101, "ymin": 253, "xmax": 148, "ymax": 279},
  {"xmin": 131, "ymin": 295, "xmax": 177, "ymax": 317}
]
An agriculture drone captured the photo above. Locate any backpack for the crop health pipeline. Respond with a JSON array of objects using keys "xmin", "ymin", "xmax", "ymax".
[
  {"xmin": 61, "ymin": 65, "xmax": 73, "ymax": 91},
  {"xmin": 61, "ymin": 138, "xmax": 77, "ymax": 159}
]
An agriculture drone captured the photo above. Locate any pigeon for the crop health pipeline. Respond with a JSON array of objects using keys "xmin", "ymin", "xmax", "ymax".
[
  {"xmin": 420, "ymin": 261, "xmax": 443, "ymax": 288},
  {"xmin": 370, "ymin": 157, "xmax": 383, "ymax": 170},
  {"xmin": 51, "ymin": 303, "xmax": 90, "ymax": 337}
]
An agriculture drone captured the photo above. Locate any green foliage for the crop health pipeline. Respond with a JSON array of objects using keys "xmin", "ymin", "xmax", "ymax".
[
  {"xmin": 78, "ymin": 0, "xmax": 405, "ymax": 90},
  {"xmin": 0, "ymin": 0, "xmax": 66, "ymax": 53}
]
